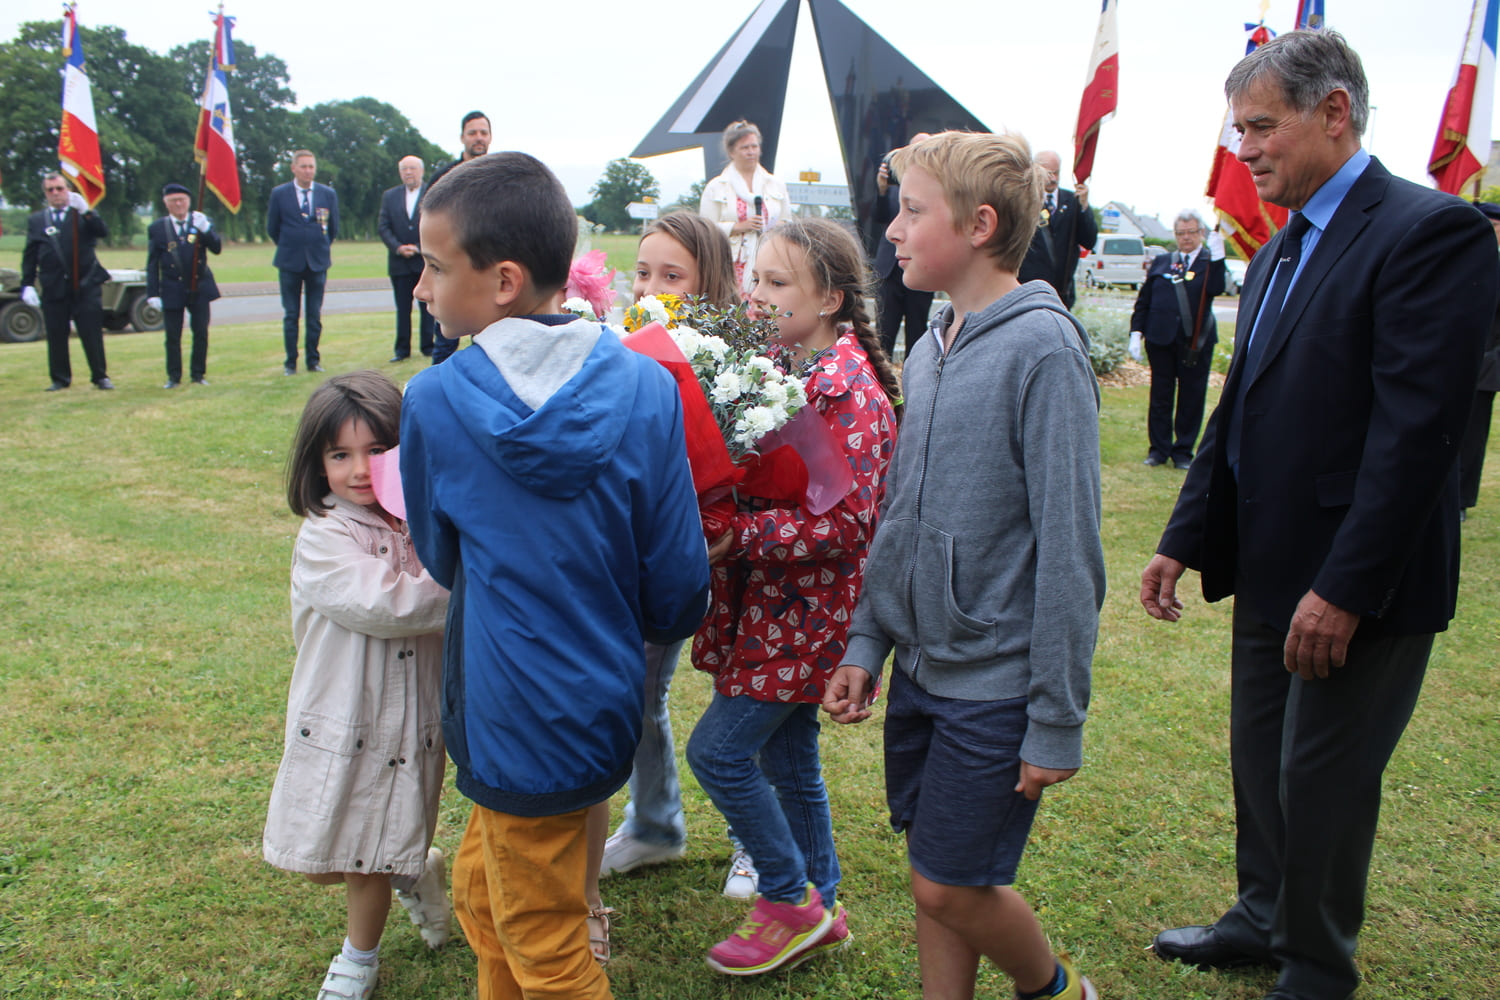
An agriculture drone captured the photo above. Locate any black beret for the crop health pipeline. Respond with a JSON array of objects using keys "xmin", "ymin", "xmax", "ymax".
[{"xmin": 161, "ymin": 183, "xmax": 191, "ymax": 197}]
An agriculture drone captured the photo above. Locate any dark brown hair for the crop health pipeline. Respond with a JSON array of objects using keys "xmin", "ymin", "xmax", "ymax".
[
  {"xmin": 763, "ymin": 217, "xmax": 903, "ymax": 419},
  {"xmin": 639, "ymin": 211, "xmax": 738, "ymax": 309},
  {"xmin": 286, "ymin": 371, "xmax": 403, "ymax": 518},
  {"xmin": 422, "ymin": 151, "xmax": 577, "ymax": 293}
]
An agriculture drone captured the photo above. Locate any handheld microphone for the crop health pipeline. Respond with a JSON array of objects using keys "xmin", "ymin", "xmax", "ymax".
[{"xmin": 754, "ymin": 195, "xmax": 764, "ymax": 218}]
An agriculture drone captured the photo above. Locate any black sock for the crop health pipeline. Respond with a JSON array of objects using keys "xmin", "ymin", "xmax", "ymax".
[{"xmin": 1016, "ymin": 961, "xmax": 1066, "ymax": 1000}]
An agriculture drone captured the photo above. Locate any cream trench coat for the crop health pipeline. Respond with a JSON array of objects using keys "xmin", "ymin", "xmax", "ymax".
[
  {"xmin": 263, "ymin": 495, "xmax": 449, "ymax": 878},
  {"xmin": 699, "ymin": 163, "xmax": 790, "ymax": 296}
]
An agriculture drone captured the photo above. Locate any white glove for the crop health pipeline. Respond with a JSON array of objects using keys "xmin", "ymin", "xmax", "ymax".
[
  {"xmin": 1128, "ymin": 331, "xmax": 1144, "ymax": 362},
  {"xmin": 191, "ymin": 211, "xmax": 210, "ymax": 231},
  {"xmin": 21, "ymin": 287, "xmax": 40, "ymax": 308},
  {"xmin": 67, "ymin": 191, "xmax": 89, "ymax": 213},
  {"xmin": 146, "ymin": 297, "xmax": 163, "ymax": 311},
  {"xmin": 1207, "ymin": 230, "xmax": 1226, "ymax": 261}
]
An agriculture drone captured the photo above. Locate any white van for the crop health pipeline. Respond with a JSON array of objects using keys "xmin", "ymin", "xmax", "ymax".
[{"xmin": 1078, "ymin": 234, "xmax": 1149, "ymax": 290}]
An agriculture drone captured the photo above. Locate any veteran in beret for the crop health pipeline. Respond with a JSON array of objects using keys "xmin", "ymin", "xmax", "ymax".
[{"xmin": 145, "ymin": 182, "xmax": 222, "ymax": 388}]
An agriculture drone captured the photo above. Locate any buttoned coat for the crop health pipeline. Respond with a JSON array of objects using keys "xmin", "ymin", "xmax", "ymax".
[
  {"xmin": 266, "ymin": 180, "xmax": 339, "ymax": 273},
  {"xmin": 263, "ymin": 496, "xmax": 449, "ymax": 877},
  {"xmin": 145, "ymin": 216, "xmax": 222, "ymax": 309}
]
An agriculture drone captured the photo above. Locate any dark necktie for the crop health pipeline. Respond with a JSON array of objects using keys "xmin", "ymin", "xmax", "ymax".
[
  {"xmin": 1046, "ymin": 193, "xmax": 1055, "ymax": 214},
  {"xmin": 177, "ymin": 221, "xmax": 187, "ymax": 240},
  {"xmin": 53, "ymin": 210, "xmax": 63, "ymax": 225},
  {"xmin": 1225, "ymin": 212, "xmax": 1312, "ymax": 472},
  {"xmin": 301, "ymin": 190, "xmax": 311, "ymax": 217}
]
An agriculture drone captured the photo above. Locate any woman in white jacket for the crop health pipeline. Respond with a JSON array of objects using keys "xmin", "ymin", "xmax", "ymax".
[{"xmin": 699, "ymin": 120, "xmax": 790, "ymax": 296}]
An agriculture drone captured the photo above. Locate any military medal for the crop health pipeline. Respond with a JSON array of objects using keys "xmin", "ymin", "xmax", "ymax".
[{"xmin": 45, "ymin": 226, "xmax": 58, "ymax": 236}]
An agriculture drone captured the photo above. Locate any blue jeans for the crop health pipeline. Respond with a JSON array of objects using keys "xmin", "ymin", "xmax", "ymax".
[
  {"xmin": 279, "ymin": 268, "xmax": 326, "ymax": 368},
  {"xmin": 616, "ymin": 639, "xmax": 686, "ymax": 848},
  {"xmin": 687, "ymin": 693, "xmax": 839, "ymax": 907}
]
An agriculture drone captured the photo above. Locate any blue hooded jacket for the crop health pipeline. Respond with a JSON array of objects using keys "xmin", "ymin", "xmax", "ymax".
[{"xmin": 400, "ymin": 318, "xmax": 709, "ymax": 816}]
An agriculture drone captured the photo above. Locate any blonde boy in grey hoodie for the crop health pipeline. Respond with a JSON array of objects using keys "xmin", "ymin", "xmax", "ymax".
[{"xmin": 824, "ymin": 131, "xmax": 1105, "ymax": 1000}]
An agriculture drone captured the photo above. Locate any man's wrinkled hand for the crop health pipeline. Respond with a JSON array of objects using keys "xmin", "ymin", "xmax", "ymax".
[{"xmin": 1284, "ymin": 590, "xmax": 1359, "ymax": 679}]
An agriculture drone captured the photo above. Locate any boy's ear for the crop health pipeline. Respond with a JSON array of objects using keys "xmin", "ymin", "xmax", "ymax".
[
  {"xmin": 968, "ymin": 204, "xmax": 999, "ymax": 249},
  {"xmin": 492, "ymin": 260, "xmax": 529, "ymax": 307}
]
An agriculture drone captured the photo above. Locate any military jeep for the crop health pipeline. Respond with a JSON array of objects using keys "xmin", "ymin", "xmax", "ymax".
[{"xmin": 0, "ymin": 267, "xmax": 164, "ymax": 343}]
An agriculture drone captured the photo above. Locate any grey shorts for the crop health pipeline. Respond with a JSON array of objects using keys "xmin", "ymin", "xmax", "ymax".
[{"xmin": 883, "ymin": 668, "xmax": 1039, "ymax": 887}]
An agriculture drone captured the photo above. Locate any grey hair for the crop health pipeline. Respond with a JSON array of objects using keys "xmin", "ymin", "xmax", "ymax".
[
  {"xmin": 722, "ymin": 120, "xmax": 762, "ymax": 159},
  {"xmin": 1224, "ymin": 29, "xmax": 1368, "ymax": 137},
  {"xmin": 1174, "ymin": 209, "xmax": 1207, "ymax": 232}
]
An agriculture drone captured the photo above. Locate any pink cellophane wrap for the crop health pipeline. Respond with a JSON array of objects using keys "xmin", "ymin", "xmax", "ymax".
[{"xmin": 369, "ymin": 448, "xmax": 407, "ymax": 522}]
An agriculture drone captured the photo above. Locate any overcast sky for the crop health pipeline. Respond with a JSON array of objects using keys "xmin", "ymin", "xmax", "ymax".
[{"xmin": 4, "ymin": 0, "xmax": 1488, "ymax": 223}]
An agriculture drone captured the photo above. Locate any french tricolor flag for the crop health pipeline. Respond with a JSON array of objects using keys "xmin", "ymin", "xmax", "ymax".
[
  {"xmin": 194, "ymin": 9, "xmax": 241, "ymax": 213},
  {"xmin": 57, "ymin": 5, "xmax": 105, "ymax": 208},
  {"xmin": 1072, "ymin": 0, "xmax": 1118, "ymax": 185},
  {"xmin": 1429, "ymin": 0, "xmax": 1498, "ymax": 196}
]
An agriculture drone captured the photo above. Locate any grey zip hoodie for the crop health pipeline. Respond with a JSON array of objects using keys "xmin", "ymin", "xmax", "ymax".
[{"xmin": 841, "ymin": 281, "xmax": 1105, "ymax": 769}]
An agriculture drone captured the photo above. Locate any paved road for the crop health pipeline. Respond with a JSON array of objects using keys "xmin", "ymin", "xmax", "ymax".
[{"xmin": 214, "ymin": 278, "xmax": 393, "ymax": 325}]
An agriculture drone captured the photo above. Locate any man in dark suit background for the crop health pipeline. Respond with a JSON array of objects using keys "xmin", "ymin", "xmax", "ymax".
[
  {"xmin": 872, "ymin": 133, "xmax": 934, "ymax": 359},
  {"xmin": 266, "ymin": 149, "xmax": 339, "ymax": 375},
  {"xmin": 145, "ymin": 183, "xmax": 221, "ymax": 388},
  {"xmin": 1129, "ymin": 210, "xmax": 1227, "ymax": 468},
  {"xmin": 21, "ymin": 172, "xmax": 112, "ymax": 391},
  {"xmin": 1139, "ymin": 31, "xmax": 1496, "ymax": 1000},
  {"xmin": 425, "ymin": 111, "xmax": 490, "ymax": 365},
  {"xmin": 1018, "ymin": 149, "xmax": 1096, "ymax": 309},
  {"xmin": 1459, "ymin": 201, "xmax": 1500, "ymax": 518},
  {"xmin": 377, "ymin": 155, "xmax": 433, "ymax": 362}
]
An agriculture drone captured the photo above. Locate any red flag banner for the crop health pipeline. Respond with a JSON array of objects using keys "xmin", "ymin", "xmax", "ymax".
[
  {"xmin": 1206, "ymin": 22, "xmax": 1288, "ymax": 259},
  {"xmin": 57, "ymin": 5, "xmax": 105, "ymax": 208},
  {"xmin": 1428, "ymin": 0, "xmax": 1498, "ymax": 196},
  {"xmin": 1073, "ymin": 0, "xmax": 1119, "ymax": 184},
  {"xmin": 193, "ymin": 9, "xmax": 241, "ymax": 213}
]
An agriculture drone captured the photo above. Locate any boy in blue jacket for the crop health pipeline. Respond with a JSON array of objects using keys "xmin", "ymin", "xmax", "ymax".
[{"xmin": 400, "ymin": 152, "xmax": 709, "ymax": 999}]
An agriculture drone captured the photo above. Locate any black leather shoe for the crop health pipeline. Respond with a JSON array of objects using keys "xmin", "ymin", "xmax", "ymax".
[
  {"xmin": 1152, "ymin": 925, "xmax": 1268, "ymax": 970},
  {"xmin": 94, "ymin": 377, "xmax": 115, "ymax": 390},
  {"xmin": 284, "ymin": 365, "xmax": 297, "ymax": 376},
  {"xmin": 44, "ymin": 381, "xmax": 69, "ymax": 392},
  {"xmin": 1143, "ymin": 455, "xmax": 1167, "ymax": 467},
  {"xmin": 309, "ymin": 363, "xmax": 325, "ymax": 373},
  {"xmin": 192, "ymin": 378, "xmax": 209, "ymax": 386},
  {"xmin": 163, "ymin": 379, "xmax": 180, "ymax": 389},
  {"xmin": 1173, "ymin": 459, "xmax": 1192, "ymax": 470},
  {"xmin": 389, "ymin": 355, "xmax": 409, "ymax": 363}
]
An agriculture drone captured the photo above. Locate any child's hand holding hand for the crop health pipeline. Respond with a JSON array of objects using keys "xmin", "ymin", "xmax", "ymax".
[
  {"xmin": 822, "ymin": 666, "xmax": 873, "ymax": 725},
  {"xmin": 707, "ymin": 531, "xmax": 734, "ymax": 564}
]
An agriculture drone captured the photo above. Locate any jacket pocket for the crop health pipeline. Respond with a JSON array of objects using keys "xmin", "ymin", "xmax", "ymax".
[
  {"xmin": 910, "ymin": 522, "xmax": 999, "ymax": 664},
  {"xmin": 283, "ymin": 713, "xmax": 369, "ymax": 820},
  {"xmin": 1315, "ymin": 470, "xmax": 1358, "ymax": 508}
]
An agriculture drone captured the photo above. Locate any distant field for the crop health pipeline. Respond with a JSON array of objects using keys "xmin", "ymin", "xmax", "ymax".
[{"xmin": 1, "ymin": 233, "xmax": 645, "ymax": 286}]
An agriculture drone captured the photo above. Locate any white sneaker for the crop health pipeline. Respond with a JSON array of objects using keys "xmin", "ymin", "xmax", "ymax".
[
  {"xmin": 316, "ymin": 953, "xmax": 377, "ymax": 1000},
  {"xmin": 600, "ymin": 830, "xmax": 686, "ymax": 876},
  {"xmin": 722, "ymin": 847, "xmax": 759, "ymax": 900},
  {"xmin": 395, "ymin": 847, "xmax": 450, "ymax": 949}
]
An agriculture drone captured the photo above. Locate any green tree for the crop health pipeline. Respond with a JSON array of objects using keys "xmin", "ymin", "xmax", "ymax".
[
  {"xmin": 0, "ymin": 20, "xmax": 197, "ymax": 243},
  {"xmin": 583, "ymin": 158, "xmax": 660, "ymax": 232},
  {"xmin": 294, "ymin": 98, "xmax": 446, "ymax": 240},
  {"xmin": 167, "ymin": 38, "xmax": 298, "ymax": 242},
  {"xmin": 663, "ymin": 178, "xmax": 707, "ymax": 214}
]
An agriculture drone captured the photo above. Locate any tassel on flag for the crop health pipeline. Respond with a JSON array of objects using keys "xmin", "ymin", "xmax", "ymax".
[
  {"xmin": 1428, "ymin": 0, "xmax": 1498, "ymax": 196},
  {"xmin": 1295, "ymin": 0, "xmax": 1326, "ymax": 29},
  {"xmin": 1206, "ymin": 21, "xmax": 1289, "ymax": 259},
  {"xmin": 1072, "ymin": 0, "xmax": 1118, "ymax": 185},
  {"xmin": 57, "ymin": 4, "xmax": 105, "ymax": 208},
  {"xmin": 194, "ymin": 7, "xmax": 241, "ymax": 213}
]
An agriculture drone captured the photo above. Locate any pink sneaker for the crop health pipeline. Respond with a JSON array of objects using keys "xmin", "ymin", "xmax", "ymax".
[
  {"xmin": 783, "ymin": 901, "xmax": 851, "ymax": 969},
  {"xmin": 705, "ymin": 883, "xmax": 831, "ymax": 976}
]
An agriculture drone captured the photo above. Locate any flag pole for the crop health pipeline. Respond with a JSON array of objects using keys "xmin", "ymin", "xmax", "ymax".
[{"xmin": 190, "ymin": 7, "xmax": 221, "ymax": 295}]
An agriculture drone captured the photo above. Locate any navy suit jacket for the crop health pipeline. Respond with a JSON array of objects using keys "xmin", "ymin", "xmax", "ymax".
[
  {"xmin": 377, "ymin": 184, "xmax": 424, "ymax": 277},
  {"xmin": 1018, "ymin": 188, "xmax": 1097, "ymax": 307},
  {"xmin": 872, "ymin": 184, "xmax": 900, "ymax": 279},
  {"xmin": 21, "ymin": 207, "xmax": 109, "ymax": 301},
  {"xmin": 266, "ymin": 181, "xmax": 338, "ymax": 273},
  {"xmin": 1130, "ymin": 248, "xmax": 1226, "ymax": 348},
  {"xmin": 1158, "ymin": 157, "xmax": 1497, "ymax": 634},
  {"xmin": 145, "ymin": 216, "xmax": 222, "ymax": 308}
]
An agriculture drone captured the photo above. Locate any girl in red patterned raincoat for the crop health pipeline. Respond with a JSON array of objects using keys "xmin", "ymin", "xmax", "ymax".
[{"xmin": 686, "ymin": 217, "xmax": 901, "ymax": 976}]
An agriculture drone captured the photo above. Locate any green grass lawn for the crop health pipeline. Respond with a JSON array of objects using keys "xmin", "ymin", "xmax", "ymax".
[
  {"xmin": 1, "ymin": 234, "xmax": 646, "ymax": 286},
  {"xmin": 0, "ymin": 319, "xmax": 1494, "ymax": 999}
]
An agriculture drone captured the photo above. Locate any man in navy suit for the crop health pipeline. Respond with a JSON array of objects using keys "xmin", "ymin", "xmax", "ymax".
[
  {"xmin": 1130, "ymin": 210, "xmax": 1226, "ymax": 468},
  {"xmin": 873, "ymin": 134, "xmax": 934, "ymax": 359},
  {"xmin": 21, "ymin": 173, "xmax": 112, "ymax": 391},
  {"xmin": 266, "ymin": 149, "xmax": 339, "ymax": 374},
  {"xmin": 1017, "ymin": 150, "xmax": 1096, "ymax": 309},
  {"xmin": 377, "ymin": 155, "xmax": 433, "ymax": 362},
  {"xmin": 145, "ymin": 183, "xmax": 221, "ymax": 388},
  {"xmin": 1140, "ymin": 31, "xmax": 1496, "ymax": 1000},
  {"xmin": 425, "ymin": 111, "xmax": 490, "ymax": 365}
]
